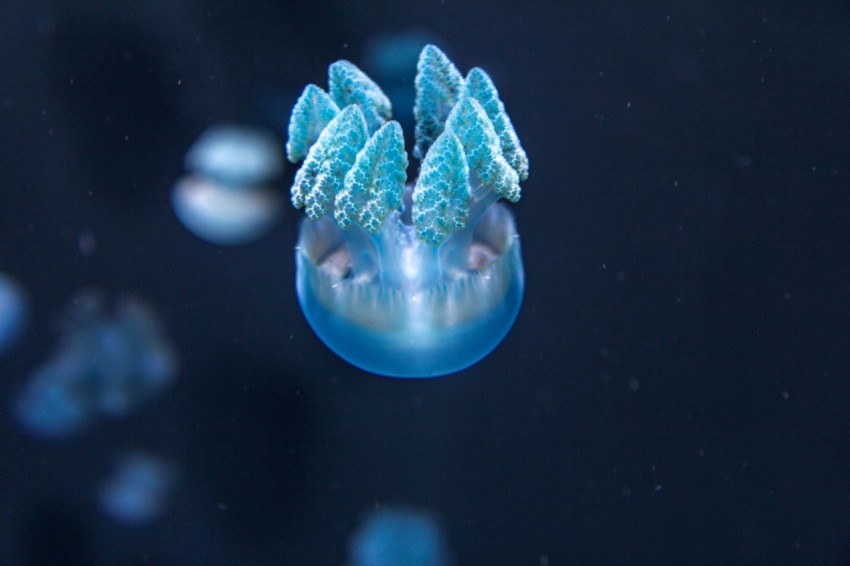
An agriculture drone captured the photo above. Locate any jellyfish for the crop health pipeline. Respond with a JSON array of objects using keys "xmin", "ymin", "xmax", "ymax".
[
  {"xmin": 14, "ymin": 293, "xmax": 177, "ymax": 438},
  {"xmin": 172, "ymin": 124, "xmax": 284, "ymax": 245},
  {"xmin": 287, "ymin": 45, "xmax": 528, "ymax": 377},
  {"xmin": 0, "ymin": 271, "xmax": 28, "ymax": 357},
  {"xmin": 99, "ymin": 451, "xmax": 179, "ymax": 525},
  {"xmin": 347, "ymin": 505, "xmax": 455, "ymax": 566}
]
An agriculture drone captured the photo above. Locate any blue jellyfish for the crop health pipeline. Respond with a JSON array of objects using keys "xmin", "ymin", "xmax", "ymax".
[
  {"xmin": 99, "ymin": 451, "xmax": 179, "ymax": 525},
  {"xmin": 287, "ymin": 45, "xmax": 528, "ymax": 377},
  {"xmin": 14, "ymin": 293, "xmax": 177, "ymax": 438},
  {"xmin": 0, "ymin": 272, "xmax": 28, "ymax": 357},
  {"xmin": 172, "ymin": 124, "xmax": 284, "ymax": 245},
  {"xmin": 347, "ymin": 505, "xmax": 455, "ymax": 566}
]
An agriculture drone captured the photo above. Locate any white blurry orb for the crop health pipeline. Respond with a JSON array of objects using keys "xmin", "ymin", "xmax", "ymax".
[
  {"xmin": 99, "ymin": 451, "xmax": 179, "ymax": 526},
  {"xmin": 172, "ymin": 175, "xmax": 283, "ymax": 245},
  {"xmin": 184, "ymin": 124, "xmax": 283, "ymax": 186},
  {"xmin": 175, "ymin": 123, "xmax": 285, "ymax": 245},
  {"xmin": 0, "ymin": 272, "xmax": 27, "ymax": 356}
]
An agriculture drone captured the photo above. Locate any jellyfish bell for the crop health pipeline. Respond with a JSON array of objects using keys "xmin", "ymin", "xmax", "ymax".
[
  {"xmin": 99, "ymin": 451, "xmax": 179, "ymax": 525},
  {"xmin": 184, "ymin": 123, "xmax": 283, "ymax": 187},
  {"xmin": 172, "ymin": 175, "xmax": 283, "ymax": 246},
  {"xmin": 297, "ymin": 200, "xmax": 523, "ymax": 378},
  {"xmin": 348, "ymin": 505, "xmax": 455, "ymax": 566}
]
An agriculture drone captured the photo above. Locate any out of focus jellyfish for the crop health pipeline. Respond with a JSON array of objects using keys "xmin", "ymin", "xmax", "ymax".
[
  {"xmin": 287, "ymin": 45, "xmax": 528, "ymax": 377},
  {"xmin": 347, "ymin": 505, "xmax": 455, "ymax": 566},
  {"xmin": 172, "ymin": 124, "xmax": 284, "ymax": 245},
  {"xmin": 14, "ymin": 293, "xmax": 177, "ymax": 438},
  {"xmin": 99, "ymin": 451, "xmax": 179, "ymax": 525},
  {"xmin": 363, "ymin": 30, "xmax": 436, "ymax": 131},
  {"xmin": 0, "ymin": 272, "xmax": 28, "ymax": 357}
]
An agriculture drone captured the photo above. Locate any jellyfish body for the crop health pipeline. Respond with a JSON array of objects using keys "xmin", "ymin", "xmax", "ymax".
[
  {"xmin": 347, "ymin": 505, "xmax": 455, "ymax": 566},
  {"xmin": 297, "ymin": 202, "xmax": 523, "ymax": 377},
  {"xmin": 14, "ymin": 293, "xmax": 177, "ymax": 438},
  {"xmin": 172, "ymin": 175, "xmax": 283, "ymax": 245},
  {"xmin": 288, "ymin": 45, "xmax": 528, "ymax": 378},
  {"xmin": 0, "ymin": 272, "xmax": 28, "ymax": 357},
  {"xmin": 172, "ymin": 124, "xmax": 284, "ymax": 245},
  {"xmin": 99, "ymin": 451, "xmax": 179, "ymax": 525}
]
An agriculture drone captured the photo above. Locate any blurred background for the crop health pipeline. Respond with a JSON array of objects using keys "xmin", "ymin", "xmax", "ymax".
[{"xmin": 1, "ymin": 1, "xmax": 850, "ymax": 563}]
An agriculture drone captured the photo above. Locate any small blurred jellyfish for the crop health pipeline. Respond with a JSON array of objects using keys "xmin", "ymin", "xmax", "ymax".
[
  {"xmin": 14, "ymin": 293, "xmax": 177, "ymax": 438},
  {"xmin": 99, "ymin": 451, "xmax": 178, "ymax": 525},
  {"xmin": 363, "ymin": 30, "xmax": 437, "ymax": 131},
  {"xmin": 172, "ymin": 124, "xmax": 284, "ymax": 245},
  {"xmin": 0, "ymin": 272, "xmax": 27, "ymax": 357},
  {"xmin": 364, "ymin": 29, "xmax": 436, "ymax": 82},
  {"xmin": 347, "ymin": 506, "xmax": 455, "ymax": 566}
]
